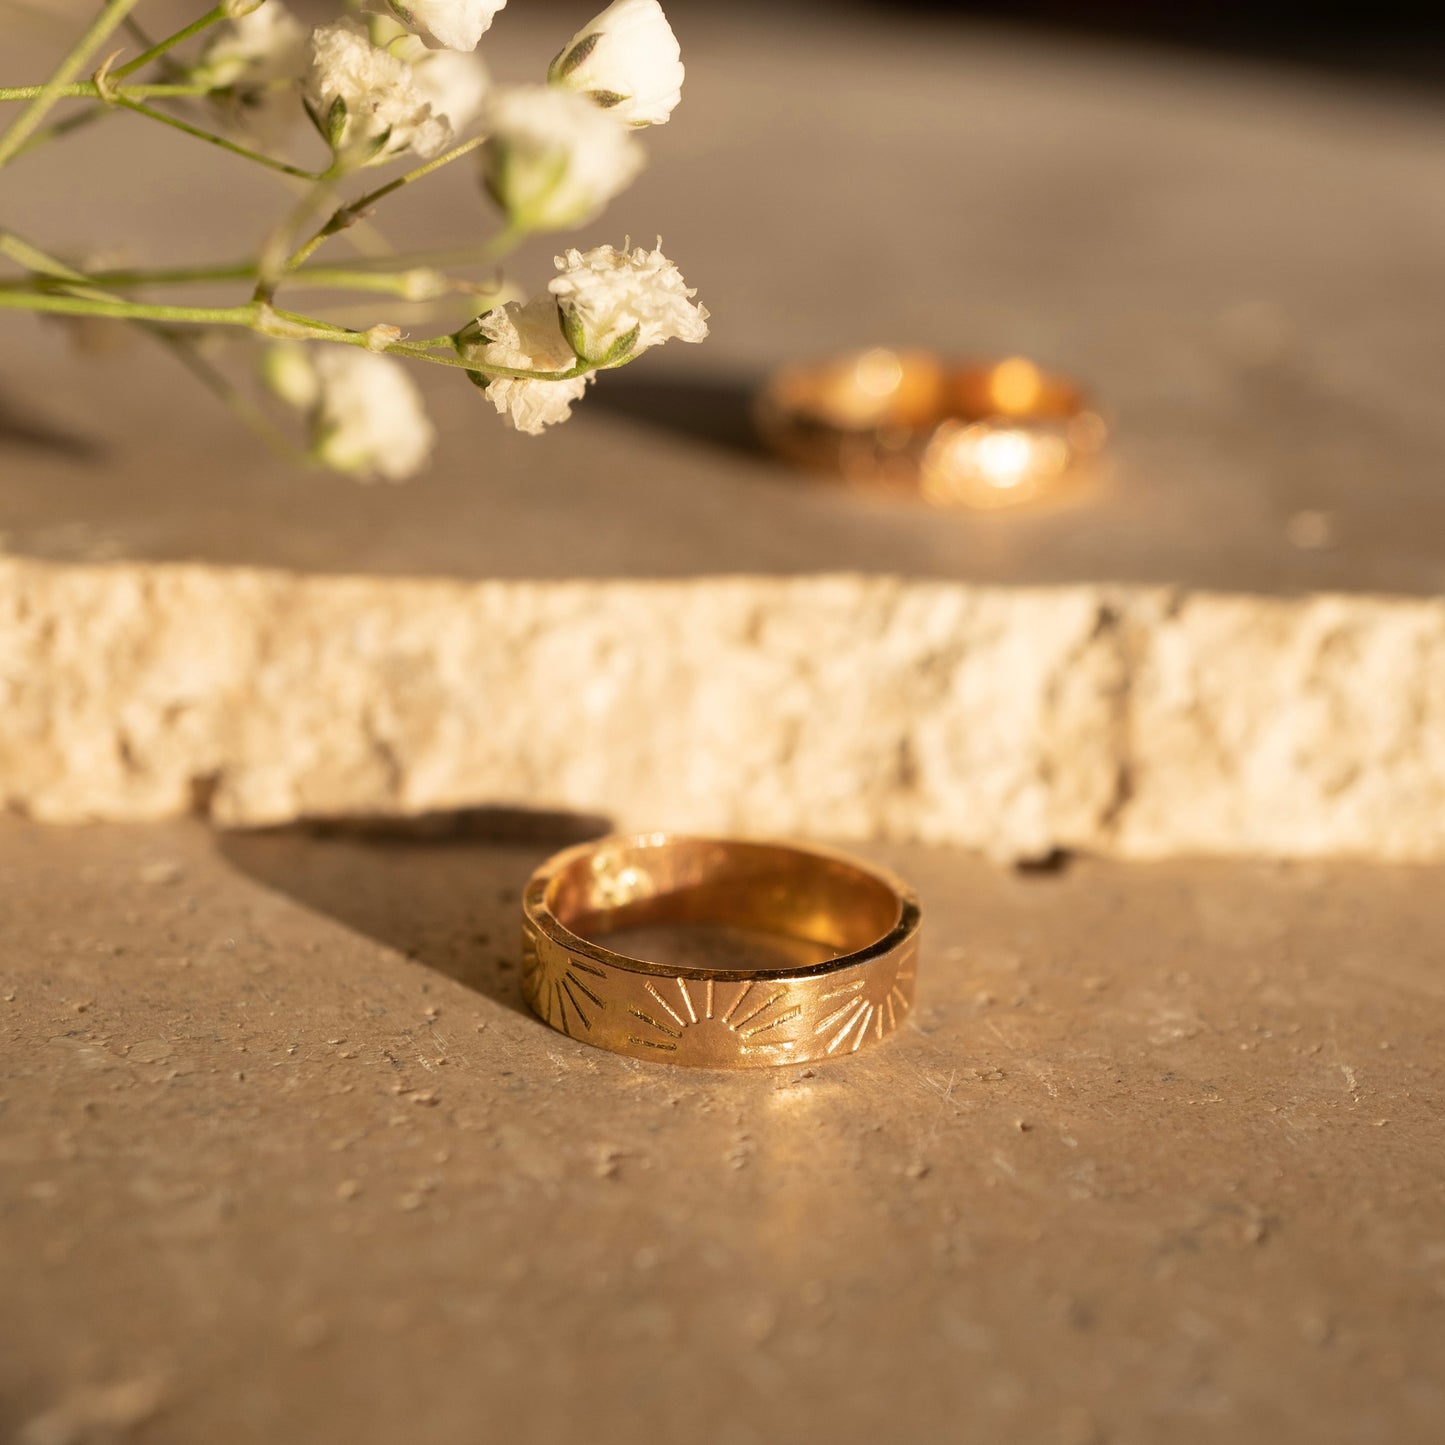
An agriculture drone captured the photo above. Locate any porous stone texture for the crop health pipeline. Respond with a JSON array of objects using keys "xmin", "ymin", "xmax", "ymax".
[
  {"xmin": 2, "ymin": 819, "xmax": 1443, "ymax": 1445},
  {"xmin": 5, "ymin": 556, "xmax": 1445, "ymax": 861}
]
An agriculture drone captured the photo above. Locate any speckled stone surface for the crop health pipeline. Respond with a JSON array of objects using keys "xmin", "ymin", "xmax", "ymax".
[{"xmin": 1, "ymin": 818, "xmax": 1442, "ymax": 1444}]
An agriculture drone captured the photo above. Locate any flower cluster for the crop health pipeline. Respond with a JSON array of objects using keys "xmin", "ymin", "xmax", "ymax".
[{"xmin": 1, "ymin": 0, "xmax": 705, "ymax": 478}]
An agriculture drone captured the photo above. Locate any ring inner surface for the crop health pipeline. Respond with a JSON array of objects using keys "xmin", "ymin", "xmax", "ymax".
[{"xmin": 545, "ymin": 838, "xmax": 902, "ymax": 973}]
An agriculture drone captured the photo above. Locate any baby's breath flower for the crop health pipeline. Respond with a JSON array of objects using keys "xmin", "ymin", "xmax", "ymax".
[
  {"xmin": 410, "ymin": 47, "xmax": 490, "ymax": 136},
  {"xmin": 194, "ymin": 0, "xmax": 308, "ymax": 142},
  {"xmin": 367, "ymin": 18, "xmax": 489, "ymax": 132},
  {"xmin": 549, "ymin": 239, "xmax": 707, "ymax": 364},
  {"xmin": 482, "ymin": 85, "xmax": 642, "ymax": 231},
  {"xmin": 548, "ymin": 0, "xmax": 684, "ymax": 128},
  {"xmin": 386, "ymin": 0, "xmax": 507, "ymax": 53},
  {"xmin": 305, "ymin": 18, "xmax": 451, "ymax": 167},
  {"xmin": 472, "ymin": 296, "xmax": 591, "ymax": 434},
  {"xmin": 198, "ymin": 0, "xmax": 307, "ymax": 87},
  {"xmin": 267, "ymin": 344, "xmax": 435, "ymax": 479}
]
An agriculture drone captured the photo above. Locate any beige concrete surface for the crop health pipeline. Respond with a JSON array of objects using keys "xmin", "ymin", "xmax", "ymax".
[{"xmin": 1, "ymin": 817, "xmax": 1442, "ymax": 1444}]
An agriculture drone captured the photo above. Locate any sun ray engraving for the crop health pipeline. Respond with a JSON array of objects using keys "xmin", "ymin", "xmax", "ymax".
[
  {"xmin": 739, "ymin": 1005, "xmax": 803, "ymax": 1039},
  {"xmin": 522, "ymin": 922, "xmax": 609, "ymax": 1039},
  {"xmin": 733, "ymin": 987, "xmax": 786, "ymax": 1031},
  {"xmin": 560, "ymin": 976, "xmax": 593, "ymax": 1032},
  {"xmin": 644, "ymin": 982, "xmax": 688, "ymax": 1030},
  {"xmin": 676, "ymin": 978, "xmax": 698, "ymax": 1023},
  {"xmin": 628, "ymin": 1005, "xmax": 680, "ymax": 1039},
  {"xmin": 813, "ymin": 952, "xmax": 916, "ymax": 1056},
  {"xmin": 627, "ymin": 1035, "xmax": 679, "ymax": 1053},
  {"xmin": 719, "ymin": 981, "xmax": 753, "ymax": 1024},
  {"xmin": 625, "ymin": 975, "xmax": 805, "ymax": 1060}
]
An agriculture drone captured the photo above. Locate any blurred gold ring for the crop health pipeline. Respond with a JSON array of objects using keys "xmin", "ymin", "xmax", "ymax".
[
  {"xmin": 521, "ymin": 833, "xmax": 921, "ymax": 1069},
  {"xmin": 755, "ymin": 348, "xmax": 1106, "ymax": 509}
]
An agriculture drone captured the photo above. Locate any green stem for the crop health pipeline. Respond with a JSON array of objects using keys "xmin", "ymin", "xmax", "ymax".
[
  {"xmin": 0, "ymin": 260, "xmax": 494, "ymax": 301},
  {"xmin": 272, "ymin": 137, "xmax": 494, "ymax": 288},
  {"xmin": 253, "ymin": 177, "xmax": 341, "ymax": 301},
  {"xmin": 113, "ymin": 5, "xmax": 227, "ymax": 79},
  {"xmin": 0, "ymin": 289, "xmax": 598, "ymax": 381},
  {"xmin": 0, "ymin": 232, "xmax": 89, "ymax": 282},
  {"xmin": 342, "ymin": 135, "xmax": 488, "ymax": 221},
  {"xmin": 308, "ymin": 236, "xmax": 524, "ymax": 276},
  {"xmin": 0, "ymin": 81, "xmax": 217, "ymax": 100},
  {"xmin": 0, "ymin": 227, "xmax": 303, "ymax": 463},
  {"xmin": 0, "ymin": 0, "xmax": 142, "ymax": 168},
  {"xmin": 0, "ymin": 290, "xmax": 258, "ymax": 325},
  {"xmin": 111, "ymin": 96, "xmax": 324, "ymax": 179},
  {"xmin": 62, "ymin": 260, "xmax": 256, "ymax": 288},
  {"xmin": 285, "ymin": 266, "xmax": 481, "ymax": 298}
]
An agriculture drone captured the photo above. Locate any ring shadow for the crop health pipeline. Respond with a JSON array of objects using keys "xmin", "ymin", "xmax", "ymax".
[{"xmin": 217, "ymin": 806, "xmax": 613, "ymax": 1019}]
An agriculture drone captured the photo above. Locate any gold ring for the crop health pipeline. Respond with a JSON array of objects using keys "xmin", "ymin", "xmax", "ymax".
[
  {"xmin": 755, "ymin": 348, "xmax": 1106, "ymax": 509},
  {"xmin": 521, "ymin": 834, "xmax": 921, "ymax": 1068}
]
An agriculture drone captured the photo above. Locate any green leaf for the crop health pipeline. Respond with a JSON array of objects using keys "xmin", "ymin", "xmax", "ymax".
[
  {"xmin": 549, "ymin": 32, "xmax": 601, "ymax": 82},
  {"xmin": 559, "ymin": 305, "xmax": 588, "ymax": 362},
  {"xmin": 598, "ymin": 324, "xmax": 640, "ymax": 366},
  {"xmin": 325, "ymin": 95, "xmax": 347, "ymax": 148},
  {"xmin": 587, "ymin": 90, "xmax": 628, "ymax": 110}
]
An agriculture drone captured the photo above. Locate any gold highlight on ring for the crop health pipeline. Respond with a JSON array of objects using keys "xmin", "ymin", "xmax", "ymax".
[
  {"xmin": 755, "ymin": 349, "xmax": 1106, "ymax": 509},
  {"xmin": 520, "ymin": 834, "xmax": 922, "ymax": 1069}
]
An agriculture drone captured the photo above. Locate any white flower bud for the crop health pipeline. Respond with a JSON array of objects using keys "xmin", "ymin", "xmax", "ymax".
[
  {"xmin": 386, "ymin": 0, "xmax": 507, "ymax": 53},
  {"xmin": 265, "ymin": 345, "xmax": 433, "ymax": 478},
  {"xmin": 221, "ymin": 0, "xmax": 266, "ymax": 18},
  {"xmin": 482, "ymin": 85, "xmax": 642, "ymax": 231},
  {"xmin": 471, "ymin": 296, "xmax": 591, "ymax": 434},
  {"xmin": 194, "ymin": 0, "xmax": 308, "ymax": 142},
  {"xmin": 409, "ymin": 47, "xmax": 490, "ymax": 136},
  {"xmin": 305, "ymin": 18, "xmax": 451, "ymax": 168},
  {"xmin": 398, "ymin": 267, "xmax": 451, "ymax": 301},
  {"xmin": 310, "ymin": 349, "xmax": 435, "ymax": 480},
  {"xmin": 363, "ymin": 324, "xmax": 403, "ymax": 353},
  {"xmin": 199, "ymin": 2, "xmax": 308, "ymax": 89},
  {"xmin": 261, "ymin": 342, "xmax": 320, "ymax": 409},
  {"xmin": 548, "ymin": 0, "xmax": 684, "ymax": 128},
  {"xmin": 549, "ymin": 239, "xmax": 707, "ymax": 364}
]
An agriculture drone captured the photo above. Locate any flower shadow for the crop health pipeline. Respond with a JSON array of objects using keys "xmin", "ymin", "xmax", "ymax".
[
  {"xmin": 217, "ymin": 806, "xmax": 612, "ymax": 1018},
  {"xmin": 590, "ymin": 369, "xmax": 770, "ymax": 461},
  {"xmin": 0, "ymin": 389, "xmax": 103, "ymax": 461}
]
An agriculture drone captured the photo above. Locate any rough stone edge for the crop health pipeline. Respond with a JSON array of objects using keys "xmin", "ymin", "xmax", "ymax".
[{"xmin": 2, "ymin": 557, "xmax": 1442, "ymax": 861}]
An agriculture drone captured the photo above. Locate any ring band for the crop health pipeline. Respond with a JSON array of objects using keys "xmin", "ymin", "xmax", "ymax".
[
  {"xmin": 521, "ymin": 834, "xmax": 921, "ymax": 1068},
  {"xmin": 755, "ymin": 348, "xmax": 1106, "ymax": 509}
]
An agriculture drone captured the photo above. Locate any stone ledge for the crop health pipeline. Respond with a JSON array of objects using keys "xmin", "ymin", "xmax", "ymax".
[{"xmin": 3, "ymin": 558, "xmax": 1442, "ymax": 861}]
